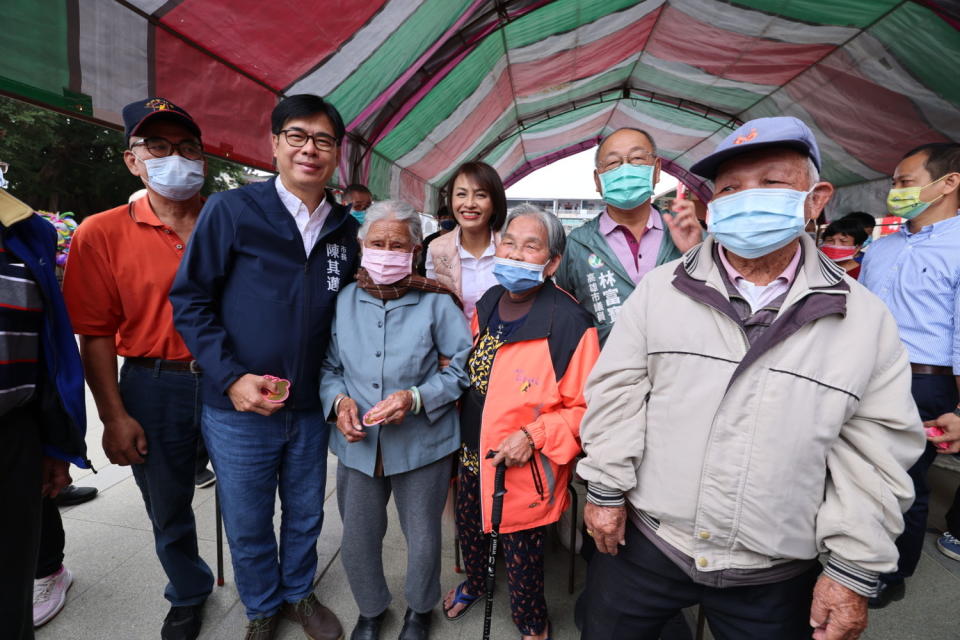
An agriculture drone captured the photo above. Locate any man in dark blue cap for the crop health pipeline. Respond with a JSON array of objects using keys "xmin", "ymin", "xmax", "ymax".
[
  {"xmin": 63, "ymin": 97, "xmax": 212, "ymax": 640},
  {"xmin": 578, "ymin": 116, "xmax": 924, "ymax": 640}
]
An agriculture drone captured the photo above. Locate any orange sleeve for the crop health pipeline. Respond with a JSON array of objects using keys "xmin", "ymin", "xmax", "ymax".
[
  {"xmin": 524, "ymin": 326, "xmax": 601, "ymax": 465},
  {"xmin": 62, "ymin": 220, "xmax": 123, "ymax": 336}
]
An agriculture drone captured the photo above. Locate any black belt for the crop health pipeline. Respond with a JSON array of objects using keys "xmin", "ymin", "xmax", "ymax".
[
  {"xmin": 126, "ymin": 357, "xmax": 201, "ymax": 374},
  {"xmin": 910, "ymin": 363, "xmax": 953, "ymax": 376}
]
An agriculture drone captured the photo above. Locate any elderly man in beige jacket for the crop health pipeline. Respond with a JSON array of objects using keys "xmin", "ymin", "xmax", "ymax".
[{"xmin": 577, "ymin": 117, "xmax": 924, "ymax": 640}]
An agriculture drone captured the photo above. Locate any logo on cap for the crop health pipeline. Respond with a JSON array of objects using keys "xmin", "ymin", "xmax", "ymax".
[
  {"xmin": 145, "ymin": 98, "xmax": 175, "ymax": 112},
  {"xmin": 734, "ymin": 128, "xmax": 758, "ymax": 145}
]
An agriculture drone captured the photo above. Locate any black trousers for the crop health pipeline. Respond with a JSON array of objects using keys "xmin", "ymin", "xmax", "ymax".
[
  {"xmin": 37, "ymin": 497, "xmax": 65, "ymax": 579},
  {"xmin": 0, "ymin": 406, "xmax": 43, "ymax": 640},
  {"xmin": 581, "ymin": 522, "xmax": 820, "ymax": 640},
  {"xmin": 884, "ymin": 373, "xmax": 959, "ymax": 583}
]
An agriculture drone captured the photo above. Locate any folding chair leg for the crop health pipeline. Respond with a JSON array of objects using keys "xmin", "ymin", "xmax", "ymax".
[
  {"xmin": 215, "ymin": 489, "xmax": 225, "ymax": 587},
  {"xmin": 453, "ymin": 477, "xmax": 463, "ymax": 573},
  {"xmin": 568, "ymin": 484, "xmax": 577, "ymax": 594}
]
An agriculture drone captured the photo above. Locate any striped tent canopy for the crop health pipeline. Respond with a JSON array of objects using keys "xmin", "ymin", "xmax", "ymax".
[{"xmin": 2, "ymin": 0, "xmax": 958, "ymax": 212}]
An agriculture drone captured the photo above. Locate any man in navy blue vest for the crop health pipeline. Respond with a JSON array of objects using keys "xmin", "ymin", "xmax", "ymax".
[{"xmin": 171, "ymin": 95, "xmax": 359, "ymax": 640}]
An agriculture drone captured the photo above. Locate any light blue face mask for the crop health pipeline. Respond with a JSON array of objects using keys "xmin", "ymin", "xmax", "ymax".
[
  {"xmin": 707, "ymin": 187, "xmax": 812, "ymax": 259},
  {"xmin": 599, "ymin": 163, "xmax": 654, "ymax": 210},
  {"xmin": 493, "ymin": 256, "xmax": 546, "ymax": 293},
  {"xmin": 143, "ymin": 155, "xmax": 204, "ymax": 201},
  {"xmin": 349, "ymin": 207, "xmax": 366, "ymax": 225}
]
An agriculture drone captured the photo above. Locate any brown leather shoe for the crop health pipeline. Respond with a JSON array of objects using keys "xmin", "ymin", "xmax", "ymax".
[
  {"xmin": 281, "ymin": 593, "xmax": 343, "ymax": 640},
  {"xmin": 243, "ymin": 615, "xmax": 279, "ymax": 640}
]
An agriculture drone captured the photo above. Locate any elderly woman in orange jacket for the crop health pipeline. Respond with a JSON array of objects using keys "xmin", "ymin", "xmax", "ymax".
[{"xmin": 441, "ymin": 204, "xmax": 600, "ymax": 640}]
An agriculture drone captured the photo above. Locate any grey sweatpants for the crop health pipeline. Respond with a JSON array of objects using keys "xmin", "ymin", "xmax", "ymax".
[{"xmin": 336, "ymin": 455, "xmax": 452, "ymax": 617}]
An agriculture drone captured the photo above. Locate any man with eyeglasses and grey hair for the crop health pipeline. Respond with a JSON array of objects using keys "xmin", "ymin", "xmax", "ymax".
[
  {"xmin": 63, "ymin": 98, "xmax": 212, "ymax": 640},
  {"xmin": 171, "ymin": 94, "xmax": 359, "ymax": 640},
  {"xmin": 555, "ymin": 127, "xmax": 703, "ymax": 345}
]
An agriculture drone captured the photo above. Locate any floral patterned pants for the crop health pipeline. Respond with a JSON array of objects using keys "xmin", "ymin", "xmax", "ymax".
[{"xmin": 456, "ymin": 450, "xmax": 548, "ymax": 635}]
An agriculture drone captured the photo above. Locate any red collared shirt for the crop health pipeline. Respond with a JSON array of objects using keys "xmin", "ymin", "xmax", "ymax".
[{"xmin": 63, "ymin": 195, "xmax": 193, "ymax": 360}]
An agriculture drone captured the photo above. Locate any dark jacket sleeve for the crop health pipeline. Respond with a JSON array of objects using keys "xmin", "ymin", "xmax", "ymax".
[{"xmin": 169, "ymin": 193, "xmax": 248, "ymax": 396}]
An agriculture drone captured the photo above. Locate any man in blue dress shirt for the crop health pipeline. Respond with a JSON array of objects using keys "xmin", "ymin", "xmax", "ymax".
[{"xmin": 860, "ymin": 142, "xmax": 960, "ymax": 608}]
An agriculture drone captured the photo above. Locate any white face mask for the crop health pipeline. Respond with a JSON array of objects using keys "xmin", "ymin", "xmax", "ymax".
[{"xmin": 143, "ymin": 155, "xmax": 205, "ymax": 201}]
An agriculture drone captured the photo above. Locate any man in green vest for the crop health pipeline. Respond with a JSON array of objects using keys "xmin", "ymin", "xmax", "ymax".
[{"xmin": 555, "ymin": 128, "xmax": 703, "ymax": 344}]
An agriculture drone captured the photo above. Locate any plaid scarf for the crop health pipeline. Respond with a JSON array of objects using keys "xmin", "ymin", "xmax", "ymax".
[{"xmin": 355, "ymin": 268, "xmax": 463, "ymax": 309}]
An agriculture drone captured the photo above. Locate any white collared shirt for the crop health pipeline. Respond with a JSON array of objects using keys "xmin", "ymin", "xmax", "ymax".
[
  {"xmin": 275, "ymin": 177, "xmax": 331, "ymax": 254},
  {"xmin": 456, "ymin": 231, "xmax": 498, "ymax": 321}
]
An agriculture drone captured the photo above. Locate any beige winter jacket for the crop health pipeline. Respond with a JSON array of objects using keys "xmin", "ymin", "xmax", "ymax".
[{"xmin": 577, "ymin": 234, "xmax": 925, "ymax": 596}]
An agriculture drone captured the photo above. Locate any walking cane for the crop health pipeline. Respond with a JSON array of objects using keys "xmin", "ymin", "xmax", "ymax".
[
  {"xmin": 482, "ymin": 452, "xmax": 508, "ymax": 640},
  {"xmin": 695, "ymin": 604, "xmax": 706, "ymax": 640}
]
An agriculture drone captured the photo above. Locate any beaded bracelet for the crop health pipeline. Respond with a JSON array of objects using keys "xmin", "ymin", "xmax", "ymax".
[{"xmin": 520, "ymin": 426, "xmax": 536, "ymax": 449}]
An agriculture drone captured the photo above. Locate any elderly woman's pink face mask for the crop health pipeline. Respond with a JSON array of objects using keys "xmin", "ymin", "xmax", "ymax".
[{"xmin": 361, "ymin": 248, "xmax": 413, "ymax": 285}]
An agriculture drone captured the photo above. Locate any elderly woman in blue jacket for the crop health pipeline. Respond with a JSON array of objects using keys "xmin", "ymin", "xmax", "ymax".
[{"xmin": 320, "ymin": 199, "xmax": 472, "ymax": 640}]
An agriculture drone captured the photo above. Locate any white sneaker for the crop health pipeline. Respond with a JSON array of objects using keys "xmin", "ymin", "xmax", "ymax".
[{"xmin": 33, "ymin": 565, "xmax": 73, "ymax": 627}]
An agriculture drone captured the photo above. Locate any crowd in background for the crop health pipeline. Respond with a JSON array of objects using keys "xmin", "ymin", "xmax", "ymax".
[{"xmin": 1, "ymin": 93, "xmax": 958, "ymax": 640}]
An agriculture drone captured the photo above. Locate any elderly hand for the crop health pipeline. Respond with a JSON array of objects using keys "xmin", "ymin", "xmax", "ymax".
[
  {"xmin": 41, "ymin": 457, "xmax": 72, "ymax": 498},
  {"xmin": 809, "ymin": 575, "xmax": 868, "ymax": 640},
  {"xmin": 228, "ymin": 374, "xmax": 284, "ymax": 416},
  {"xmin": 926, "ymin": 412, "xmax": 960, "ymax": 454},
  {"xmin": 336, "ymin": 396, "xmax": 365, "ymax": 442},
  {"xmin": 584, "ymin": 502, "xmax": 626, "ymax": 555},
  {"xmin": 490, "ymin": 430, "xmax": 534, "ymax": 467},
  {"xmin": 663, "ymin": 199, "xmax": 703, "ymax": 253},
  {"xmin": 367, "ymin": 390, "xmax": 414, "ymax": 425}
]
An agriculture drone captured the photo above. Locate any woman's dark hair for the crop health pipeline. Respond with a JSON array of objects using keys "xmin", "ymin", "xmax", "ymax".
[
  {"xmin": 823, "ymin": 218, "xmax": 868, "ymax": 245},
  {"xmin": 271, "ymin": 94, "xmax": 345, "ymax": 143},
  {"xmin": 445, "ymin": 161, "xmax": 507, "ymax": 231},
  {"xmin": 840, "ymin": 211, "xmax": 876, "ymax": 230}
]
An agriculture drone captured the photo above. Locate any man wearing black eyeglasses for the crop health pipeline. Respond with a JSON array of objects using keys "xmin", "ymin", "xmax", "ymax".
[
  {"xmin": 171, "ymin": 94, "xmax": 359, "ymax": 640},
  {"xmin": 62, "ymin": 98, "xmax": 213, "ymax": 640}
]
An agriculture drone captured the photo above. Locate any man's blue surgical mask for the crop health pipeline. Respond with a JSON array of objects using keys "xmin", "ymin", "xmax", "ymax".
[
  {"xmin": 707, "ymin": 187, "xmax": 812, "ymax": 259},
  {"xmin": 493, "ymin": 256, "xmax": 546, "ymax": 293},
  {"xmin": 143, "ymin": 155, "xmax": 204, "ymax": 201},
  {"xmin": 599, "ymin": 163, "xmax": 654, "ymax": 210},
  {"xmin": 349, "ymin": 207, "xmax": 366, "ymax": 225}
]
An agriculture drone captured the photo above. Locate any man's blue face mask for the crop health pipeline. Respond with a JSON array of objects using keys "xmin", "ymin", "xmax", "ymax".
[{"xmin": 707, "ymin": 187, "xmax": 813, "ymax": 259}]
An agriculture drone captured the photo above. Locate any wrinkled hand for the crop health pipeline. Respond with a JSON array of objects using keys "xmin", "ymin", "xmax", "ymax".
[
  {"xmin": 490, "ymin": 430, "xmax": 534, "ymax": 467},
  {"xmin": 41, "ymin": 457, "xmax": 71, "ymax": 498},
  {"xmin": 336, "ymin": 396, "xmax": 365, "ymax": 443},
  {"xmin": 663, "ymin": 199, "xmax": 703, "ymax": 253},
  {"xmin": 227, "ymin": 374, "xmax": 283, "ymax": 416},
  {"xmin": 584, "ymin": 502, "xmax": 626, "ymax": 555},
  {"xmin": 102, "ymin": 413, "xmax": 148, "ymax": 465},
  {"xmin": 810, "ymin": 575, "xmax": 868, "ymax": 640},
  {"xmin": 926, "ymin": 412, "xmax": 960, "ymax": 454},
  {"xmin": 367, "ymin": 390, "xmax": 414, "ymax": 425}
]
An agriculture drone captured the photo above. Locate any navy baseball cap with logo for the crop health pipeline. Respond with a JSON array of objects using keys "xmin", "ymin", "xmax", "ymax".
[
  {"xmin": 122, "ymin": 97, "xmax": 202, "ymax": 141},
  {"xmin": 690, "ymin": 116, "xmax": 821, "ymax": 181}
]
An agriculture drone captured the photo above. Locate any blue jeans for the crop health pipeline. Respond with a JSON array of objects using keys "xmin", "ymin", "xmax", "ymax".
[
  {"xmin": 202, "ymin": 405, "xmax": 330, "ymax": 619},
  {"xmin": 119, "ymin": 362, "xmax": 213, "ymax": 606}
]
